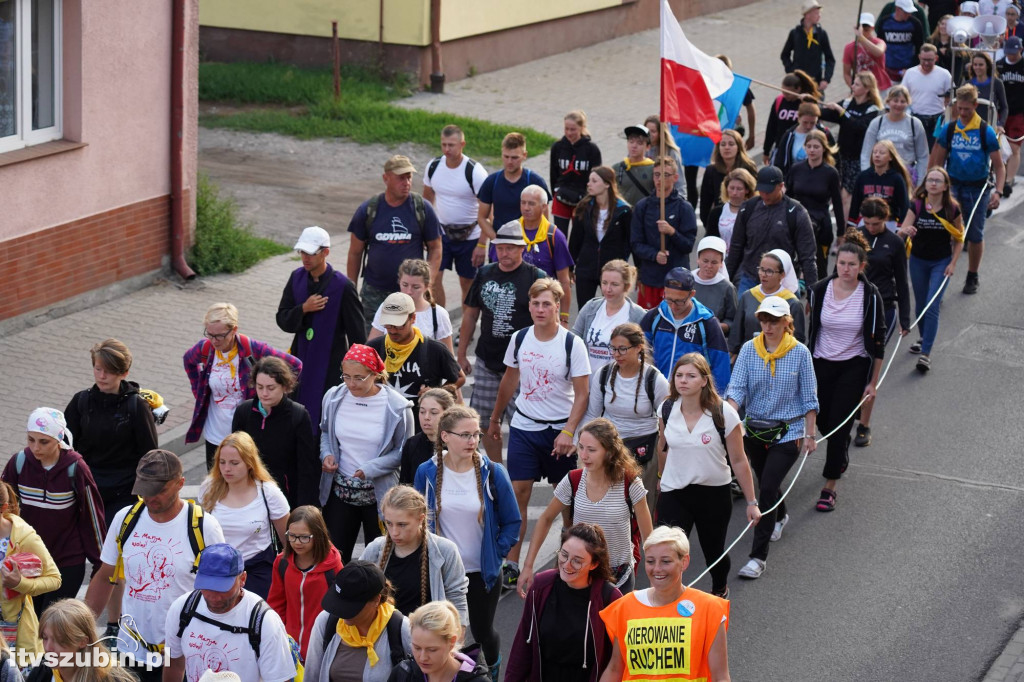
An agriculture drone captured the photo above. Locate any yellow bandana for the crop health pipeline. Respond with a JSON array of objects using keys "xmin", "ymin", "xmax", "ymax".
[
  {"xmin": 749, "ymin": 286, "xmax": 796, "ymax": 303},
  {"xmin": 336, "ymin": 602, "xmax": 395, "ymax": 667},
  {"xmin": 928, "ymin": 208, "xmax": 965, "ymax": 243},
  {"xmin": 384, "ymin": 326, "xmax": 423, "ymax": 374},
  {"xmin": 53, "ymin": 672, "xmax": 64, "ymax": 682},
  {"xmin": 953, "ymin": 113, "xmax": 982, "ymax": 143},
  {"xmin": 214, "ymin": 345, "xmax": 239, "ymax": 380},
  {"xmin": 519, "ymin": 215, "xmax": 551, "ymax": 253},
  {"xmin": 805, "ymin": 26, "xmax": 819, "ymax": 48},
  {"xmin": 753, "ymin": 331, "xmax": 798, "ymax": 376},
  {"xmin": 622, "ymin": 157, "xmax": 655, "ymax": 170}
]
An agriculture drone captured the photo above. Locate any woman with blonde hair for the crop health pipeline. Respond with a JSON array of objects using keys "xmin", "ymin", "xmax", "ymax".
[
  {"xmin": 568, "ymin": 168, "xmax": 634, "ymax": 307},
  {"xmin": 0, "ymin": 481, "xmax": 61, "ymax": 656},
  {"xmin": 849, "ymin": 139, "xmax": 911, "ymax": 228},
  {"xmin": 705, "ymin": 168, "xmax": 756, "ymax": 252},
  {"xmin": 387, "ymin": 601, "xmax": 489, "ymax": 682},
  {"xmin": 698, "ymin": 129, "xmax": 758, "ymax": 226},
  {"xmin": 200, "ymin": 431, "xmax": 289, "ymax": 598},
  {"xmin": 572, "ymin": 260, "xmax": 647, "ymax": 371},
  {"xmin": 184, "ymin": 301, "xmax": 302, "ymax": 469},
  {"xmin": 361, "ymin": 486, "xmax": 468, "ymax": 625},
  {"xmin": 860, "ymin": 85, "xmax": 929, "ymax": 185},
  {"xmin": 822, "ymin": 71, "xmax": 883, "ymax": 216},
  {"xmin": 35, "ymin": 598, "xmax": 136, "ymax": 682},
  {"xmin": 550, "ymin": 111, "xmax": 603, "ymax": 235},
  {"xmin": 414, "ymin": 406, "xmax": 520, "ymax": 680}
]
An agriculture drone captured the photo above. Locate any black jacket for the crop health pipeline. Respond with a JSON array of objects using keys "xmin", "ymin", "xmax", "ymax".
[
  {"xmin": 550, "ymin": 135, "xmax": 603, "ymax": 205},
  {"xmin": 781, "ymin": 22, "xmax": 836, "ymax": 83},
  {"xmin": 726, "ymin": 195, "xmax": 819, "ymax": 285},
  {"xmin": 773, "ymin": 122, "xmax": 837, "ymax": 177},
  {"xmin": 858, "ymin": 226, "xmax": 911, "ymax": 331},
  {"xmin": 388, "ymin": 655, "xmax": 490, "ymax": 682},
  {"xmin": 64, "ymin": 381, "xmax": 158, "ymax": 480},
  {"xmin": 231, "ymin": 396, "xmax": 319, "ymax": 507},
  {"xmin": 568, "ymin": 198, "xmax": 633, "ymax": 279},
  {"xmin": 807, "ymin": 273, "xmax": 888, "ymax": 361},
  {"xmin": 819, "ymin": 98, "xmax": 882, "ymax": 159}
]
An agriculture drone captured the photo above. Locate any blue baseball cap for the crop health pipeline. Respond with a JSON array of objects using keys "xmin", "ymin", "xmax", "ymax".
[
  {"xmin": 664, "ymin": 267, "xmax": 696, "ymax": 291},
  {"xmin": 194, "ymin": 544, "xmax": 244, "ymax": 592}
]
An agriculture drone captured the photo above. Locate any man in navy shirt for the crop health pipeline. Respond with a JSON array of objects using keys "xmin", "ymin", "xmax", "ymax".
[
  {"xmin": 347, "ymin": 155, "xmax": 443, "ymax": 331},
  {"xmin": 476, "ymin": 132, "xmax": 551, "ymax": 260}
]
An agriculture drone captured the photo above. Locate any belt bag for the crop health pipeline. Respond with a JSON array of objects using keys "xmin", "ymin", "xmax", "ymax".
[
  {"xmin": 744, "ymin": 418, "xmax": 789, "ymax": 445},
  {"xmin": 555, "ymin": 186, "xmax": 584, "ymax": 206},
  {"xmin": 622, "ymin": 432, "xmax": 659, "ymax": 465},
  {"xmin": 443, "ymin": 222, "xmax": 476, "ymax": 241}
]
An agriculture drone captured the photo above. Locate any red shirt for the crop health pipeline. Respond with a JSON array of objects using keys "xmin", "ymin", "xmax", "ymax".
[{"xmin": 844, "ymin": 37, "xmax": 892, "ymax": 90}]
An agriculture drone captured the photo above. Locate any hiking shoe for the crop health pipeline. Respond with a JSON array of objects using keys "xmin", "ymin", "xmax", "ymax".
[
  {"xmin": 711, "ymin": 585, "xmax": 730, "ymax": 599},
  {"xmin": 816, "ymin": 488, "xmax": 837, "ymax": 512},
  {"xmin": 909, "ymin": 340, "xmax": 922, "ymax": 354},
  {"xmin": 854, "ymin": 424, "xmax": 871, "ymax": 447},
  {"xmin": 501, "ymin": 562, "xmax": 520, "ymax": 591},
  {"xmin": 770, "ymin": 513, "xmax": 790, "ymax": 542},
  {"xmin": 1004, "ymin": 183, "xmax": 1014, "ymax": 198},
  {"xmin": 737, "ymin": 558, "xmax": 766, "ymax": 579},
  {"xmin": 916, "ymin": 355, "xmax": 931, "ymax": 373},
  {"xmin": 729, "ymin": 477, "xmax": 744, "ymax": 498},
  {"xmin": 963, "ymin": 274, "xmax": 979, "ymax": 295}
]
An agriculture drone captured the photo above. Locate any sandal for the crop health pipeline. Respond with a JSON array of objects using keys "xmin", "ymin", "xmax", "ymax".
[
  {"xmin": 909, "ymin": 340, "xmax": 922, "ymax": 354},
  {"xmin": 815, "ymin": 488, "xmax": 836, "ymax": 512},
  {"xmin": 916, "ymin": 355, "xmax": 931, "ymax": 373}
]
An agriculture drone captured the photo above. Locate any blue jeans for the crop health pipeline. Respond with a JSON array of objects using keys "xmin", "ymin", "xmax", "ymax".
[
  {"xmin": 737, "ymin": 273, "xmax": 758, "ymax": 296},
  {"xmin": 951, "ymin": 183, "xmax": 990, "ymax": 244},
  {"xmin": 908, "ymin": 255, "xmax": 951, "ymax": 355}
]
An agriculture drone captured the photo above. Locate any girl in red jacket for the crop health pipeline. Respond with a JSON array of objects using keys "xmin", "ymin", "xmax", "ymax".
[{"xmin": 267, "ymin": 505, "xmax": 343, "ymax": 660}]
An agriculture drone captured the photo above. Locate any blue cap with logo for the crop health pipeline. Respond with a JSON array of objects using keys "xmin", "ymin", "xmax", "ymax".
[{"xmin": 194, "ymin": 544, "xmax": 244, "ymax": 592}]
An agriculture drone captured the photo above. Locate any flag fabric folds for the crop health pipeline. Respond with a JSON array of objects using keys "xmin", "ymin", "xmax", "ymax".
[{"xmin": 673, "ymin": 74, "xmax": 753, "ymax": 168}]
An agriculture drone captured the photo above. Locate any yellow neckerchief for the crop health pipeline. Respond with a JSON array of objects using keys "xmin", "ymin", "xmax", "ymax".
[
  {"xmin": 805, "ymin": 25, "xmax": 819, "ymax": 48},
  {"xmin": 384, "ymin": 326, "xmax": 424, "ymax": 374},
  {"xmin": 214, "ymin": 345, "xmax": 239, "ymax": 380},
  {"xmin": 749, "ymin": 285, "xmax": 796, "ymax": 303},
  {"xmin": 753, "ymin": 331, "xmax": 798, "ymax": 376},
  {"xmin": 927, "ymin": 204, "xmax": 966, "ymax": 243},
  {"xmin": 337, "ymin": 602, "xmax": 395, "ymax": 666},
  {"xmin": 519, "ymin": 215, "xmax": 551, "ymax": 253},
  {"xmin": 53, "ymin": 672, "xmax": 64, "ymax": 682},
  {"xmin": 953, "ymin": 112, "xmax": 982, "ymax": 143},
  {"xmin": 622, "ymin": 157, "xmax": 655, "ymax": 171}
]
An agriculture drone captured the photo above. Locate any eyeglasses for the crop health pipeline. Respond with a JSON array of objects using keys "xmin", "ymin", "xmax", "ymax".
[
  {"xmin": 342, "ymin": 374, "xmax": 372, "ymax": 383},
  {"xmin": 610, "ymin": 345, "xmax": 637, "ymax": 355},
  {"xmin": 925, "ymin": 177, "xmax": 945, "ymax": 184},
  {"xmin": 664, "ymin": 296, "xmax": 690, "ymax": 306},
  {"xmin": 203, "ymin": 329, "xmax": 234, "ymax": 341},
  {"xmin": 557, "ymin": 550, "xmax": 587, "ymax": 569},
  {"xmin": 285, "ymin": 532, "xmax": 313, "ymax": 544},
  {"xmin": 758, "ymin": 267, "xmax": 780, "ymax": 276},
  {"xmin": 445, "ymin": 430, "xmax": 483, "ymax": 442}
]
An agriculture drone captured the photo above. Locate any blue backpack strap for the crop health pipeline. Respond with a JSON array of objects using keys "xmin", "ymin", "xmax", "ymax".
[
  {"xmin": 14, "ymin": 450, "xmax": 25, "ymax": 475},
  {"xmin": 511, "ymin": 327, "xmax": 530, "ymax": 365}
]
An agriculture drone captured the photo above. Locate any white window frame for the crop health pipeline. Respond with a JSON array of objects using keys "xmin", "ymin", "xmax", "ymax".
[{"xmin": 0, "ymin": 0, "xmax": 63, "ymax": 154}]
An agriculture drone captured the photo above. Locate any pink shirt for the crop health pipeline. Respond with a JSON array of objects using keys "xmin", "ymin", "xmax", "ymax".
[
  {"xmin": 814, "ymin": 281, "xmax": 868, "ymax": 361},
  {"xmin": 844, "ymin": 37, "xmax": 892, "ymax": 90}
]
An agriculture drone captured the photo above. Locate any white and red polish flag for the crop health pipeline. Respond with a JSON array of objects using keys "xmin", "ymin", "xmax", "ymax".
[{"xmin": 660, "ymin": 0, "xmax": 734, "ymax": 144}]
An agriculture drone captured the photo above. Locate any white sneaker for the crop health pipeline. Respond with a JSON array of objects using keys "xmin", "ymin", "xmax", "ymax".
[
  {"xmin": 737, "ymin": 558, "xmax": 766, "ymax": 579},
  {"xmin": 770, "ymin": 514, "xmax": 790, "ymax": 542}
]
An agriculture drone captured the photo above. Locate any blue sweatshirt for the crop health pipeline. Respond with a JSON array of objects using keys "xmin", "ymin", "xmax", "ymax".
[{"xmin": 641, "ymin": 299, "xmax": 732, "ymax": 394}]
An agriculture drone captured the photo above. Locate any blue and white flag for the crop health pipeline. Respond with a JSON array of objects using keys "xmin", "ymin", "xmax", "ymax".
[{"xmin": 673, "ymin": 73, "xmax": 752, "ymax": 168}]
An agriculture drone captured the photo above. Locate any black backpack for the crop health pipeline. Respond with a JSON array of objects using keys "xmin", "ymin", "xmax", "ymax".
[
  {"xmin": 321, "ymin": 608, "xmax": 406, "ymax": 666},
  {"xmin": 597, "ymin": 363, "xmax": 658, "ymax": 415},
  {"xmin": 276, "ymin": 555, "xmax": 337, "ymax": 588},
  {"xmin": 660, "ymin": 398, "xmax": 727, "ymax": 447},
  {"xmin": 176, "ymin": 590, "xmax": 272, "ymax": 657},
  {"xmin": 511, "ymin": 327, "xmax": 580, "ymax": 380},
  {"xmin": 427, "ymin": 156, "xmax": 479, "ymax": 193}
]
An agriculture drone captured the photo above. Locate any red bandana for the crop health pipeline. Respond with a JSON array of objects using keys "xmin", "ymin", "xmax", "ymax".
[{"xmin": 344, "ymin": 344, "xmax": 385, "ymax": 374}]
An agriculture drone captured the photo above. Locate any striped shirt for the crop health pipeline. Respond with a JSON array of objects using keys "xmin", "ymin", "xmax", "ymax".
[
  {"xmin": 814, "ymin": 281, "xmax": 868, "ymax": 361},
  {"xmin": 726, "ymin": 339, "xmax": 819, "ymax": 443},
  {"xmin": 554, "ymin": 469, "xmax": 646, "ymax": 570}
]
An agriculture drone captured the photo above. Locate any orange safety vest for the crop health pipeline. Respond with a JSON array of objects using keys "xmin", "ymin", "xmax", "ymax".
[{"xmin": 600, "ymin": 587, "xmax": 729, "ymax": 681}]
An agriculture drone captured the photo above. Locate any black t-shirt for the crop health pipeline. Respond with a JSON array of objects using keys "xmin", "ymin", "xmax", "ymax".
[
  {"xmin": 539, "ymin": 578, "xmax": 595, "ymax": 682},
  {"xmin": 386, "ymin": 544, "xmax": 425, "ymax": 616},
  {"xmin": 368, "ymin": 337, "xmax": 460, "ymax": 430},
  {"xmin": 464, "ymin": 262, "xmax": 547, "ymax": 373},
  {"xmin": 910, "ymin": 199, "xmax": 960, "ymax": 261},
  {"xmin": 399, "ymin": 432, "xmax": 435, "ymax": 485},
  {"xmin": 998, "ymin": 57, "xmax": 1024, "ymax": 115}
]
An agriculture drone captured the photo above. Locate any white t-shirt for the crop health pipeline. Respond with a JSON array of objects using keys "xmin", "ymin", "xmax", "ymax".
[
  {"xmin": 660, "ymin": 401, "xmax": 743, "ymax": 490},
  {"xmin": 422, "ymin": 155, "xmax": 489, "ymax": 238},
  {"xmin": 717, "ymin": 206, "xmax": 738, "ymax": 251},
  {"xmin": 582, "ymin": 301, "xmax": 631, "ymax": 371},
  {"xmin": 204, "ymin": 355, "xmax": 243, "ymax": 445},
  {"xmin": 554, "ymin": 469, "xmax": 646, "ymax": 570},
  {"xmin": 371, "ymin": 303, "xmax": 453, "ymax": 341},
  {"xmin": 437, "ymin": 464, "xmax": 484, "ymax": 572},
  {"xmin": 335, "ymin": 390, "xmax": 389, "ymax": 476},
  {"xmin": 595, "ymin": 208, "xmax": 610, "ymax": 243},
  {"xmin": 505, "ymin": 326, "xmax": 592, "ymax": 432},
  {"xmin": 903, "ymin": 66, "xmax": 953, "ymax": 116},
  {"xmin": 204, "ymin": 482, "xmax": 290, "ymax": 561},
  {"xmin": 100, "ymin": 503, "xmax": 226, "ymax": 645},
  {"xmin": 165, "ymin": 589, "xmax": 296, "ymax": 682},
  {"xmin": 584, "ymin": 365, "xmax": 671, "ymax": 439}
]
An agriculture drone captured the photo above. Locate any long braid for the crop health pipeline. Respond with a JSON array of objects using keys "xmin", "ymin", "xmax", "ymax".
[
  {"xmin": 419, "ymin": 516, "xmax": 430, "ymax": 605},
  {"xmin": 472, "ymin": 452, "xmax": 485, "ymax": 525},
  {"xmin": 609, "ymin": 362, "xmax": 619, "ymax": 406},
  {"xmin": 634, "ymin": 353, "xmax": 645, "ymax": 414},
  {"xmin": 435, "ymin": 447, "xmax": 446, "ymax": 537},
  {"xmin": 379, "ymin": 532, "xmax": 394, "ymax": 571}
]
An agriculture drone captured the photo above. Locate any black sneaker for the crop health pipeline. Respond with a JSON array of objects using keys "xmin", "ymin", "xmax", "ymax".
[
  {"xmin": 854, "ymin": 424, "xmax": 871, "ymax": 447},
  {"xmin": 963, "ymin": 274, "xmax": 979, "ymax": 295},
  {"xmin": 909, "ymin": 340, "xmax": 923, "ymax": 354},
  {"xmin": 1004, "ymin": 183, "xmax": 1014, "ymax": 198},
  {"xmin": 501, "ymin": 562, "xmax": 520, "ymax": 591}
]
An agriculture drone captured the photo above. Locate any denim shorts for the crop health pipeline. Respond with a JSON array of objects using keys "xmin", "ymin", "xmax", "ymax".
[{"xmin": 952, "ymin": 183, "xmax": 991, "ymax": 244}]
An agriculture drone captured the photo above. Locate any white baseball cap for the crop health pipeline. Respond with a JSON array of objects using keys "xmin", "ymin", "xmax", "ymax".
[
  {"xmin": 859, "ymin": 12, "xmax": 876, "ymax": 26},
  {"xmin": 294, "ymin": 226, "xmax": 331, "ymax": 254},
  {"xmin": 697, "ymin": 236, "xmax": 728, "ymax": 256},
  {"xmin": 895, "ymin": 0, "xmax": 918, "ymax": 12},
  {"xmin": 755, "ymin": 296, "xmax": 792, "ymax": 318}
]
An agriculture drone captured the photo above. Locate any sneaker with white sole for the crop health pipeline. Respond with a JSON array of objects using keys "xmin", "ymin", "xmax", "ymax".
[
  {"xmin": 737, "ymin": 558, "xmax": 766, "ymax": 579},
  {"xmin": 770, "ymin": 513, "xmax": 790, "ymax": 542}
]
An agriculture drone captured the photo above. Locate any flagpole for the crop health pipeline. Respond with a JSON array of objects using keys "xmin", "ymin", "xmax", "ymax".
[
  {"xmin": 746, "ymin": 76, "xmax": 808, "ymax": 100},
  {"xmin": 659, "ymin": 123, "xmax": 667, "ymax": 253}
]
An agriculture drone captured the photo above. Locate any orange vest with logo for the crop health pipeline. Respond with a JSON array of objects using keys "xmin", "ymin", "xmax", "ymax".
[{"xmin": 599, "ymin": 587, "xmax": 729, "ymax": 681}]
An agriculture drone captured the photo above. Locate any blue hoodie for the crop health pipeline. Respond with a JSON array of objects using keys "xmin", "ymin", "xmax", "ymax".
[
  {"xmin": 641, "ymin": 298, "xmax": 732, "ymax": 394},
  {"xmin": 413, "ymin": 454, "xmax": 521, "ymax": 592}
]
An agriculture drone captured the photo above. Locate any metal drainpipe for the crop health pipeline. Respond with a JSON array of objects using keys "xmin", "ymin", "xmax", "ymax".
[
  {"xmin": 170, "ymin": 0, "xmax": 196, "ymax": 280},
  {"xmin": 429, "ymin": 0, "xmax": 445, "ymax": 93}
]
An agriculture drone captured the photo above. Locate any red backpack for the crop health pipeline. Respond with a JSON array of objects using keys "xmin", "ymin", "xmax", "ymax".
[{"xmin": 567, "ymin": 469, "xmax": 642, "ymax": 567}]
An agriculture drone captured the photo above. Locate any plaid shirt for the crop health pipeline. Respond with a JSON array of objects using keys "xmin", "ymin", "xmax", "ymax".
[
  {"xmin": 182, "ymin": 334, "xmax": 301, "ymax": 444},
  {"xmin": 726, "ymin": 337, "xmax": 819, "ymax": 443}
]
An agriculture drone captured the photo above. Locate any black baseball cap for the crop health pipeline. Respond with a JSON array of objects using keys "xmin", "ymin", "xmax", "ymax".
[
  {"xmin": 664, "ymin": 267, "xmax": 696, "ymax": 291},
  {"xmin": 756, "ymin": 166, "xmax": 785, "ymax": 192},
  {"xmin": 321, "ymin": 560, "xmax": 386, "ymax": 619}
]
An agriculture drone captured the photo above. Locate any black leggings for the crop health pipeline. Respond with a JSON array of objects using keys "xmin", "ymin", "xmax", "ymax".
[
  {"xmin": 205, "ymin": 440, "xmax": 219, "ymax": 471},
  {"xmin": 684, "ymin": 165, "xmax": 699, "ymax": 209},
  {"xmin": 466, "ymin": 571, "xmax": 501, "ymax": 666},
  {"xmin": 324, "ymin": 495, "xmax": 381, "ymax": 564},
  {"xmin": 34, "ymin": 563, "xmax": 87, "ymax": 619},
  {"xmin": 656, "ymin": 484, "xmax": 732, "ymax": 593},
  {"xmin": 744, "ymin": 438, "xmax": 800, "ymax": 561},
  {"xmin": 814, "ymin": 355, "xmax": 871, "ymax": 481},
  {"xmin": 575, "ymin": 276, "xmax": 600, "ymax": 309}
]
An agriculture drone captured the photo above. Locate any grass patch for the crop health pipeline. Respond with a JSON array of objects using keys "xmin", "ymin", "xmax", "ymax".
[
  {"xmin": 199, "ymin": 62, "xmax": 558, "ymax": 159},
  {"xmin": 188, "ymin": 174, "xmax": 290, "ymax": 276}
]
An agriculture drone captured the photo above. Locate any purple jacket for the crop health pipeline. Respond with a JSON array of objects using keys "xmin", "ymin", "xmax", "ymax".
[
  {"xmin": 182, "ymin": 334, "xmax": 302, "ymax": 444},
  {"xmin": 505, "ymin": 569, "xmax": 621, "ymax": 682}
]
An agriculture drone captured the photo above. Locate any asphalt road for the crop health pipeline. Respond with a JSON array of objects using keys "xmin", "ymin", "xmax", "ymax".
[{"xmin": 485, "ymin": 202, "xmax": 1024, "ymax": 681}]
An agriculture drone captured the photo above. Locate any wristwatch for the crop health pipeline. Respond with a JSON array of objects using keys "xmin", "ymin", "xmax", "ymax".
[{"xmin": 747, "ymin": 499, "xmax": 758, "ymax": 507}]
